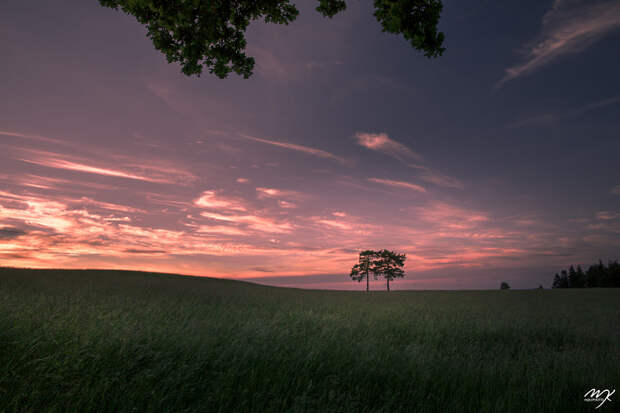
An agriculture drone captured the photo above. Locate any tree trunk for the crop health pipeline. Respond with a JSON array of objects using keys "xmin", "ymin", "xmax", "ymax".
[
  {"xmin": 366, "ymin": 269, "xmax": 369, "ymax": 291},
  {"xmin": 387, "ymin": 278, "xmax": 390, "ymax": 291}
]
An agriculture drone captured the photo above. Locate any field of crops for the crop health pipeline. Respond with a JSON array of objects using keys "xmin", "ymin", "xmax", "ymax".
[{"xmin": 1, "ymin": 268, "xmax": 618, "ymax": 412}]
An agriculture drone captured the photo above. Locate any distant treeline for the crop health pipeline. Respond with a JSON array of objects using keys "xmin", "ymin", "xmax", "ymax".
[{"xmin": 552, "ymin": 260, "xmax": 620, "ymax": 288}]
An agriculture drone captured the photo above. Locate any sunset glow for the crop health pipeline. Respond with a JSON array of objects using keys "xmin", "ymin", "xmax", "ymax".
[{"xmin": 1, "ymin": 0, "xmax": 619, "ymax": 289}]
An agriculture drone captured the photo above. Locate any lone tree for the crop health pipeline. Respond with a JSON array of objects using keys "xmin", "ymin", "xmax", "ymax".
[
  {"xmin": 500, "ymin": 281, "xmax": 510, "ymax": 290},
  {"xmin": 98, "ymin": 0, "xmax": 445, "ymax": 78},
  {"xmin": 350, "ymin": 250, "xmax": 380, "ymax": 292},
  {"xmin": 376, "ymin": 249, "xmax": 406, "ymax": 291}
]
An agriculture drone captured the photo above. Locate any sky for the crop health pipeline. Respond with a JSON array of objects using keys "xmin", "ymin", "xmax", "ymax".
[{"xmin": 1, "ymin": 0, "xmax": 620, "ymax": 290}]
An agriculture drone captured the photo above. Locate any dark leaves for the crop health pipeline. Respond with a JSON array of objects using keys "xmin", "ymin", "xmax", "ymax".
[
  {"xmin": 373, "ymin": 0, "xmax": 445, "ymax": 58},
  {"xmin": 99, "ymin": 0, "xmax": 445, "ymax": 78}
]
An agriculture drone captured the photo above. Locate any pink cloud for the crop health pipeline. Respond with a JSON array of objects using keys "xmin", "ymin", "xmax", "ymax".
[
  {"xmin": 13, "ymin": 147, "xmax": 196, "ymax": 185},
  {"xmin": 498, "ymin": 0, "xmax": 620, "ymax": 87},
  {"xmin": 596, "ymin": 211, "xmax": 620, "ymax": 220},
  {"xmin": 194, "ymin": 191, "xmax": 246, "ymax": 211},
  {"xmin": 200, "ymin": 211, "xmax": 293, "ymax": 233},
  {"xmin": 317, "ymin": 219, "xmax": 352, "ymax": 230},
  {"xmin": 0, "ymin": 130, "xmax": 67, "ymax": 145},
  {"xmin": 18, "ymin": 156, "xmax": 165, "ymax": 182},
  {"xmin": 255, "ymin": 187, "xmax": 282, "ymax": 197},
  {"xmin": 412, "ymin": 166, "xmax": 464, "ymax": 190},
  {"xmin": 239, "ymin": 133, "xmax": 347, "ymax": 163},
  {"xmin": 19, "ymin": 174, "xmax": 120, "ymax": 191},
  {"xmin": 368, "ymin": 178, "xmax": 427, "ymax": 193},
  {"xmin": 355, "ymin": 132, "xmax": 424, "ymax": 163},
  {"xmin": 278, "ymin": 200, "xmax": 297, "ymax": 209},
  {"xmin": 69, "ymin": 197, "xmax": 145, "ymax": 214},
  {"xmin": 413, "ymin": 202, "xmax": 490, "ymax": 230},
  {"xmin": 197, "ymin": 225, "xmax": 249, "ymax": 236}
]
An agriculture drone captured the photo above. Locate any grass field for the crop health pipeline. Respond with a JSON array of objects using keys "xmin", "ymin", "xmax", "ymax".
[{"xmin": 1, "ymin": 268, "xmax": 618, "ymax": 412}]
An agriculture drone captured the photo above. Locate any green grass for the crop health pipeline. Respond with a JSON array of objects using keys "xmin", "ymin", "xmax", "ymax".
[{"xmin": 1, "ymin": 268, "xmax": 618, "ymax": 412}]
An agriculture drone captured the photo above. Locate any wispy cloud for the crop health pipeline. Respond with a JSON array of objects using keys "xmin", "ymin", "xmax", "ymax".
[
  {"xmin": 497, "ymin": 0, "xmax": 620, "ymax": 87},
  {"xmin": 200, "ymin": 211, "xmax": 293, "ymax": 233},
  {"xmin": 596, "ymin": 211, "xmax": 620, "ymax": 220},
  {"xmin": 277, "ymin": 200, "xmax": 297, "ymax": 209},
  {"xmin": 355, "ymin": 133, "xmax": 463, "ymax": 190},
  {"xmin": 239, "ymin": 134, "xmax": 346, "ymax": 163},
  {"xmin": 14, "ymin": 147, "xmax": 196, "ymax": 185},
  {"xmin": 255, "ymin": 187, "xmax": 301, "ymax": 209},
  {"xmin": 316, "ymin": 219, "xmax": 352, "ymax": 230},
  {"xmin": 194, "ymin": 191, "xmax": 246, "ymax": 211},
  {"xmin": 255, "ymin": 187, "xmax": 300, "ymax": 198},
  {"xmin": 509, "ymin": 94, "xmax": 620, "ymax": 128},
  {"xmin": 568, "ymin": 94, "xmax": 620, "ymax": 117},
  {"xmin": 196, "ymin": 225, "xmax": 249, "ymax": 236},
  {"xmin": 0, "ymin": 130, "xmax": 67, "ymax": 145},
  {"xmin": 412, "ymin": 165, "xmax": 465, "ymax": 190},
  {"xmin": 412, "ymin": 202, "xmax": 490, "ymax": 230},
  {"xmin": 355, "ymin": 132, "xmax": 424, "ymax": 163},
  {"xmin": 19, "ymin": 156, "xmax": 166, "ymax": 183},
  {"xmin": 256, "ymin": 187, "xmax": 304, "ymax": 201},
  {"xmin": 367, "ymin": 178, "xmax": 427, "ymax": 193}
]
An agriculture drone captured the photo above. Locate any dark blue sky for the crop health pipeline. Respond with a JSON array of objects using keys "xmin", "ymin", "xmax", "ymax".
[{"xmin": 1, "ymin": 0, "xmax": 619, "ymax": 289}]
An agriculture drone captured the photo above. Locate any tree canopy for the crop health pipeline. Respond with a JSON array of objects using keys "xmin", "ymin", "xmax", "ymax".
[
  {"xmin": 98, "ymin": 0, "xmax": 445, "ymax": 78},
  {"xmin": 552, "ymin": 260, "xmax": 620, "ymax": 288},
  {"xmin": 350, "ymin": 250, "xmax": 380, "ymax": 292},
  {"xmin": 350, "ymin": 249, "xmax": 406, "ymax": 291},
  {"xmin": 375, "ymin": 249, "xmax": 406, "ymax": 291}
]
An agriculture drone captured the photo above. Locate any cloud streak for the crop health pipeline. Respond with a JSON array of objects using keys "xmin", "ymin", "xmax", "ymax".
[
  {"xmin": 0, "ymin": 130, "xmax": 67, "ymax": 145},
  {"xmin": 13, "ymin": 146, "xmax": 196, "ymax": 185},
  {"xmin": 355, "ymin": 132, "xmax": 424, "ymax": 163},
  {"xmin": 498, "ymin": 0, "xmax": 620, "ymax": 87},
  {"xmin": 509, "ymin": 94, "xmax": 620, "ymax": 128},
  {"xmin": 239, "ymin": 134, "xmax": 346, "ymax": 163},
  {"xmin": 356, "ymin": 132, "xmax": 463, "ymax": 190},
  {"xmin": 195, "ymin": 191, "xmax": 247, "ymax": 211},
  {"xmin": 19, "ymin": 156, "xmax": 166, "ymax": 183},
  {"xmin": 412, "ymin": 165, "xmax": 465, "ymax": 190},
  {"xmin": 368, "ymin": 178, "xmax": 427, "ymax": 193}
]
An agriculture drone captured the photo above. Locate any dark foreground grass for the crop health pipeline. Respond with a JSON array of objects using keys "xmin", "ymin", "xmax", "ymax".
[{"xmin": 0, "ymin": 268, "xmax": 618, "ymax": 412}]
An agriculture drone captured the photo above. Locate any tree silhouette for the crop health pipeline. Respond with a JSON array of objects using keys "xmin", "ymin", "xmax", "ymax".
[
  {"xmin": 350, "ymin": 250, "xmax": 380, "ymax": 292},
  {"xmin": 574, "ymin": 265, "xmax": 586, "ymax": 288},
  {"xmin": 375, "ymin": 249, "xmax": 406, "ymax": 291},
  {"xmin": 98, "ymin": 0, "xmax": 445, "ymax": 78},
  {"xmin": 500, "ymin": 281, "xmax": 510, "ymax": 290},
  {"xmin": 568, "ymin": 265, "xmax": 577, "ymax": 288},
  {"xmin": 553, "ymin": 260, "xmax": 620, "ymax": 288}
]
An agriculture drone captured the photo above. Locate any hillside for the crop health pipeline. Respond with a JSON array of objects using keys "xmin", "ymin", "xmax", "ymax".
[{"xmin": 1, "ymin": 268, "xmax": 618, "ymax": 412}]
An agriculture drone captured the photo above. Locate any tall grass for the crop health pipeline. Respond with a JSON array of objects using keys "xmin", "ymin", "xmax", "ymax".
[{"xmin": 1, "ymin": 268, "xmax": 618, "ymax": 412}]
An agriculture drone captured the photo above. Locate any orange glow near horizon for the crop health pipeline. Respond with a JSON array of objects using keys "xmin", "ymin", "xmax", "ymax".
[{"xmin": 1, "ymin": 128, "xmax": 617, "ymax": 288}]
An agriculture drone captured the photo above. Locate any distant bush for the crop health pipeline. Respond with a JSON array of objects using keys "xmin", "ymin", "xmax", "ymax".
[
  {"xmin": 500, "ymin": 281, "xmax": 510, "ymax": 290},
  {"xmin": 552, "ymin": 260, "xmax": 620, "ymax": 288}
]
